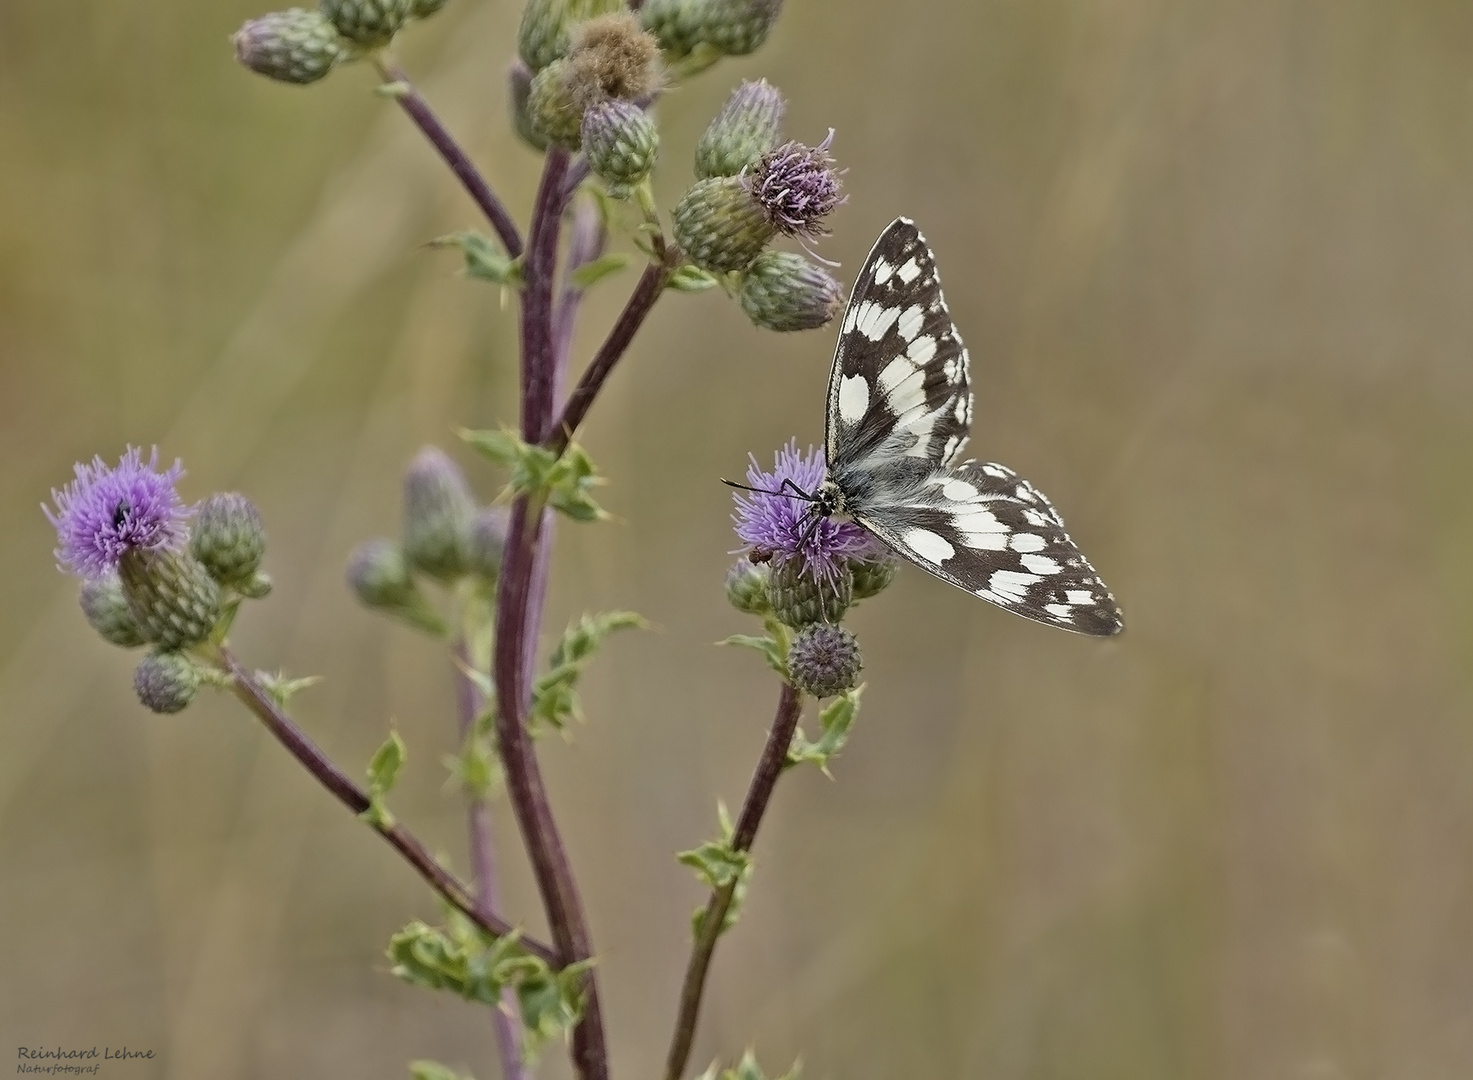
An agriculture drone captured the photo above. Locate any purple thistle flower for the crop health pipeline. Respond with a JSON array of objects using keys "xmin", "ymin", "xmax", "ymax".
[
  {"xmin": 732, "ymin": 440, "xmax": 873, "ymax": 582},
  {"xmin": 745, "ymin": 131, "xmax": 846, "ymax": 239},
  {"xmin": 44, "ymin": 447, "xmax": 190, "ymax": 578}
]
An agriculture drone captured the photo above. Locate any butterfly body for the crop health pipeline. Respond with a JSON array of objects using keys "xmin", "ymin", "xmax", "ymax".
[{"xmin": 820, "ymin": 218, "xmax": 1124, "ymax": 637}]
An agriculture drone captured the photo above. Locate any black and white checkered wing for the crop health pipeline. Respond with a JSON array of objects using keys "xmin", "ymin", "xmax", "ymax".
[
  {"xmin": 825, "ymin": 218, "xmax": 972, "ymax": 472},
  {"xmin": 854, "ymin": 460, "xmax": 1124, "ymax": 636}
]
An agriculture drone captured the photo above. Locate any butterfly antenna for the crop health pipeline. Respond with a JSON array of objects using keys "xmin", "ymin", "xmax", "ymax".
[{"xmin": 720, "ymin": 478, "xmax": 818, "ymax": 502}]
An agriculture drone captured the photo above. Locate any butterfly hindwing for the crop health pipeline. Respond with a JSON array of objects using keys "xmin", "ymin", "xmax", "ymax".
[
  {"xmin": 826, "ymin": 218, "xmax": 972, "ymax": 473},
  {"xmin": 854, "ymin": 461, "xmax": 1124, "ymax": 636}
]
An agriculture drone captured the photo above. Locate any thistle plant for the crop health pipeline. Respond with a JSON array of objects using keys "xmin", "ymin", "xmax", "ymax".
[{"xmin": 46, "ymin": 3, "xmax": 903, "ymax": 1080}]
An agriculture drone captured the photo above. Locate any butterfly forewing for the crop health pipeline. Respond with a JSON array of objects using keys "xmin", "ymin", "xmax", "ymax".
[
  {"xmin": 824, "ymin": 217, "xmax": 1124, "ymax": 637},
  {"xmin": 826, "ymin": 219, "xmax": 972, "ymax": 472}
]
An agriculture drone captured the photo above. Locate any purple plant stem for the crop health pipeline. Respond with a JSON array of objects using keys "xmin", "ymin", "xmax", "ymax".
[
  {"xmin": 545, "ymin": 256, "xmax": 673, "ymax": 457},
  {"xmin": 663, "ymin": 682, "xmax": 806, "ymax": 1080},
  {"xmin": 521, "ymin": 149, "xmax": 571, "ymax": 443},
  {"xmin": 214, "ymin": 646, "xmax": 557, "ymax": 966},
  {"xmin": 497, "ymin": 149, "xmax": 609, "ymax": 1080},
  {"xmin": 454, "ymin": 641, "xmax": 531, "ymax": 1080},
  {"xmin": 373, "ymin": 57, "xmax": 524, "ymax": 258}
]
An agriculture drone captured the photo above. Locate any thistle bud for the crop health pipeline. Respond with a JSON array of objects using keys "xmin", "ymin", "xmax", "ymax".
[
  {"xmin": 582, "ymin": 99, "xmax": 658, "ymax": 196},
  {"xmin": 402, "ymin": 447, "xmax": 476, "ymax": 583},
  {"xmin": 79, "ymin": 574, "xmax": 147, "ymax": 649},
  {"xmin": 191, "ymin": 493, "xmax": 267, "ymax": 588},
  {"xmin": 509, "ymin": 60, "xmax": 549, "ymax": 151},
  {"xmin": 319, "ymin": 0, "xmax": 413, "ymax": 47},
  {"xmin": 410, "ymin": 0, "xmax": 449, "ymax": 18},
  {"xmin": 767, "ymin": 557, "xmax": 852, "ymax": 629},
  {"xmin": 527, "ymin": 59, "xmax": 586, "ymax": 149},
  {"xmin": 672, "ymin": 176, "xmax": 773, "ymax": 272},
  {"xmin": 118, "ymin": 549, "xmax": 223, "ymax": 650},
  {"xmin": 518, "ymin": 0, "xmax": 624, "ymax": 72},
  {"xmin": 699, "ymin": 0, "xmax": 784, "ymax": 57},
  {"xmin": 233, "ymin": 8, "xmax": 344, "ymax": 86},
  {"xmin": 724, "ymin": 558, "xmax": 771, "ymax": 615},
  {"xmin": 748, "ymin": 133, "xmax": 844, "ymax": 240},
  {"xmin": 849, "ymin": 555, "xmax": 898, "ymax": 601},
  {"xmin": 787, "ymin": 623, "xmax": 862, "ymax": 698},
  {"xmin": 469, "ymin": 507, "xmax": 509, "ymax": 582},
  {"xmin": 134, "ymin": 651, "xmax": 201, "ymax": 715},
  {"xmin": 347, "ymin": 539, "xmax": 448, "ymax": 635},
  {"xmin": 639, "ymin": 0, "xmax": 708, "ymax": 57},
  {"xmin": 695, "ymin": 79, "xmax": 785, "ymax": 179},
  {"xmin": 739, "ymin": 251, "xmax": 843, "ymax": 332}
]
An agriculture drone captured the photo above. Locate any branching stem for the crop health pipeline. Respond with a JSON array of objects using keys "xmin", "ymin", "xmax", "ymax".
[{"xmin": 663, "ymin": 682, "xmax": 806, "ymax": 1080}]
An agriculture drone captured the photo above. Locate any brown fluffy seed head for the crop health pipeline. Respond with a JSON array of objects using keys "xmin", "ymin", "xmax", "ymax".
[
  {"xmin": 787, "ymin": 623, "xmax": 862, "ymax": 698},
  {"xmin": 134, "ymin": 651, "xmax": 201, "ymax": 715},
  {"xmin": 671, "ymin": 175, "xmax": 774, "ymax": 273},
  {"xmin": 739, "ymin": 250, "xmax": 844, "ymax": 332},
  {"xmin": 566, "ymin": 13, "xmax": 663, "ymax": 106}
]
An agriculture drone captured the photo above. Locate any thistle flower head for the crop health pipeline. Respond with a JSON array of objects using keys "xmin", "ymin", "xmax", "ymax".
[
  {"xmin": 731, "ymin": 441, "xmax": 872, "ymax": 583},
  {"xmin": 787, "ymin": 623, "xmax": 863, "ymax": 698},
  {"xmin": 745, "ymin": 132, "xmax": 845, "ymax": 239},
  {"xmin": 45, "ymin": 447, "xmax": 190, "ymax": 578}
]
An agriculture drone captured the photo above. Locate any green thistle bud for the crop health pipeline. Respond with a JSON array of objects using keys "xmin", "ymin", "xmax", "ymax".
[
  {"xmin": 402, "ymin": 447, "xmax": 476, "ymax": 583},
  {"xmin": 582, "ymin": 99, "xmax": 658, "ymax": 195},
  {"xmin": 724, "ymin": 558, "xmax": 771, "ymax": 615},
  {"xmin": 191, "ymin": 493, "xmax": 267, "ymax": 588},
  {"xmin": 787, "ymin": 623, "xmax": 862, "ymax": 698},
  {"xmin": 509, "ymin": 60, "xmax": 549, "ymax": 151},
  {"xmin": 79, "ymin": 574, "xmax": 147, "ymax": 649},
  {"xmin": 319, "ymin": 0, "xmax": 412, "ymax": 46},
  {"xmin": 767, "ymin": 557, "xmax": 852, "ymax": 629},
  {"xmin": 527, "ymin": 58, "xmax": 586, "ymax": 149},
  {"xmin": 469, "ymin": 507, "xmax": 509, "ymax": 582},
  {"xmin": 518, "ymin": 0, "xmax": 624, "ymax": 72},
  {"xmin": 672, "ymin": 176, "xmax": 773, "ymax": 273},
  {"xmin": 849, "ymin": 555, "xmax": 898, "ymax": 601},
  {"xmin": 695, "ymin": 79, "xmax": 785, "ymax": 179},
  {"xmin": 700, "ymin": 0, "xmax": 783, "ymax": 56},
  {"xmin": 232, "ymin": 8, "xmax": 344, "ymax": 86},
  {"xmin": 134, "ymin": 651, "xmax": 201, "ymax": 715},
  {"xmin": 118, "ymin": 549, "xmax": 223, "ymax": 650},
  {"xmin": 347, "ymin": 539, "xmax": 447, "ymax": 635},
  {"xmin": 639, "ymin": 0, "xmax": 709, "ymax": 58},
  {"xmin": 410, "ymin": 0, "xmax": 450, "ymax": 18},
  {"xmin": 739, "ymin": 251, "xmax": 843, "ymax": 332}
]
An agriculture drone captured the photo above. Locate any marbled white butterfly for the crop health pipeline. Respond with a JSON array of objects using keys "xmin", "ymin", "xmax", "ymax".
[{"xmin": 813, "ymin": 218, "xmax": 1123, "ymax": 636}]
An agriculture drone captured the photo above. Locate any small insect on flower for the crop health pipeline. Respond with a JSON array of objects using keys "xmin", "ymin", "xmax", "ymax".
[
  {"xmin": 45, "ymin": 447, "xmax": 190, "ymax": 578},
  {"xmin": 729, "ymin": 440, "xmax": 875, "ymax": 585}
]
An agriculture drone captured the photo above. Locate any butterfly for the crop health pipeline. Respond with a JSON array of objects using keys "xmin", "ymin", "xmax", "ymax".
[{"xmin": 809, "ymin": 217, "xmax": 1123, "ymax": 636}]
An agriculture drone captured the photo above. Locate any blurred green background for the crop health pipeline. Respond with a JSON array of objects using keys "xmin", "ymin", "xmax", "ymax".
[{"xmin": 5, "ymin": 1, "xmax": 1473, "ymax": 1077}]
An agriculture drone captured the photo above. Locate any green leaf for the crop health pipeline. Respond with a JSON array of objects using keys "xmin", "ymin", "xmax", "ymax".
[
  {"xmin": 517, "ymin": 958, "xmax": 596, "ymax": 1061},
  {"xmin": 387, "ymin": 919, "xmax": 534, "ymax": 1008},
  {"xmin": 460, "ymin": 429, "xmax": 611, "ymax": 523},
  {"xmin": 431, "ymin": 231, "xmax": 523, "ymax": 287},
  {"xmin": 362, "ymin": 729, "xmax": 406, "ymax": 828},
  {"xmin": 718, "ymin": 633, "xmax": 787, "ymax": 678},
  {"xmin": 677, "ymin": 840, "xmax": 750, "ymax": 891},
  {"xmin": 530, "ymin": 611, "xmax": 648, "ymax": 734},
  {"xmin": 785, "ymin": 686, "xmax": 862, "ymax": 774},
  {"xmin": 254, "ymin": 669, "xmax": 323, "ymax": 708},
  {"xmin": 569, "ymin": 253, "xmax": 631, "ymax": 290},
  {"xmin": 667, "ymin": 264, "xmax": 721, "ymax": 293},
  {"xmin": 409, "ymin": 1063, "xmax": 473, "ymax": 1080}
]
